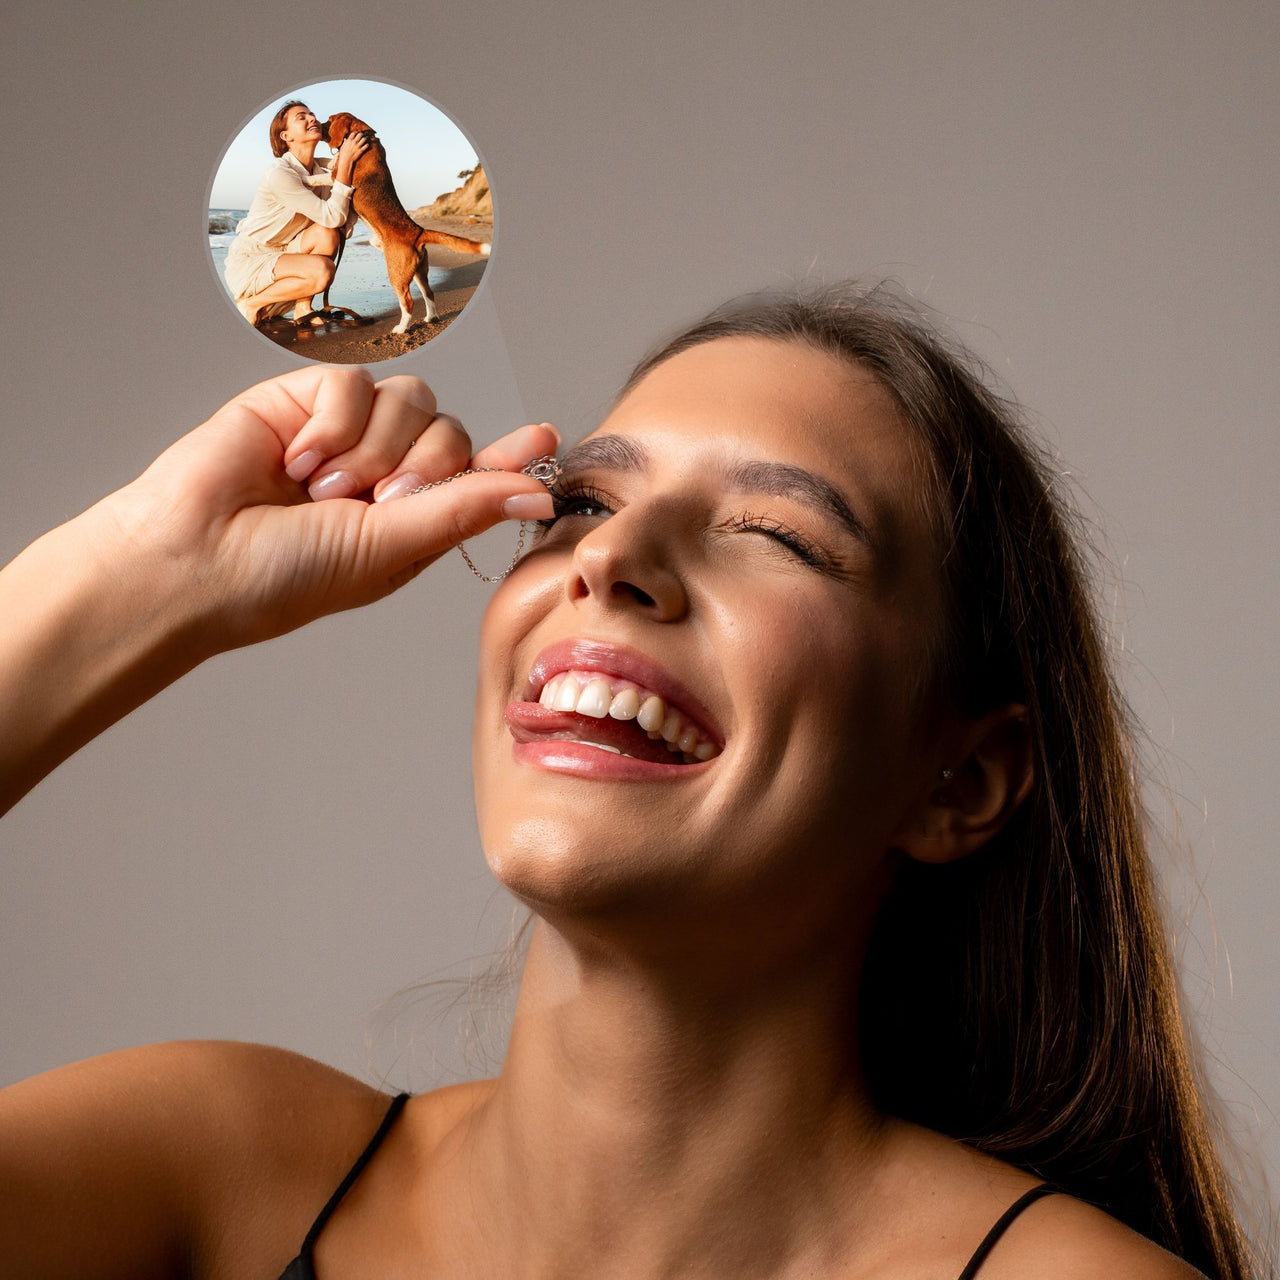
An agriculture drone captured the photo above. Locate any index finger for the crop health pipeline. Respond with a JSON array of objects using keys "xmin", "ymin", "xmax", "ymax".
[
  {"xmin": 220, "ymin": 365, "xmax": 377, "ymax": 453},
  {"xmin": 280, "ymin": 368, "xmax": 377, "ymax": 479}
]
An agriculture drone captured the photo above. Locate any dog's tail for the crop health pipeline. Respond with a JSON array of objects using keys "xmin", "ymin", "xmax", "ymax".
[{"xmin": 416, "ymin": 228, "xmax": 491, "ymax": 256}]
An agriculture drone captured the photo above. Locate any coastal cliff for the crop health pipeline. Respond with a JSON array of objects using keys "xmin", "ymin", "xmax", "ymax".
[{"xmin": 414, "ymin": 164, "xmax": 492, "ymax": 219}]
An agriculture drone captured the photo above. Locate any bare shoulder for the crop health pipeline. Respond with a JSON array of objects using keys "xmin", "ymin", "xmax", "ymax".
[
  {"xmin": 0, "ymin": 1037, "xmax": 390, "ymax": 1165},
  {"xmin": 0, "ymin": 1039, "xmax": 393, "ymax": 1279},
  {"xmin": 977, "ymin": 1192, "xmax": 1207, "ymax": 1279},
  {"xmin": 876, "ymin": 1123, "xmax": 1203, "ymax": 1280}
]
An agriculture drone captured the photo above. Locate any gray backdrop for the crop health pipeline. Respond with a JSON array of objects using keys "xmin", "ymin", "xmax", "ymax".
[{"xmin": 1, "ymin": 0, "xmax": 1275, "ymax": 1234}]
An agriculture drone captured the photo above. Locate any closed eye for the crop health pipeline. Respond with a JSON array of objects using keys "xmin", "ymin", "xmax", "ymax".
[{"xmin": 722, "ymin": 512, "xmax": 831, "ymax": 570}]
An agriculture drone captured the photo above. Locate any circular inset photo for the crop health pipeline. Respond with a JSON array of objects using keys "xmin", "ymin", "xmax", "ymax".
[{"xmin": 208, "ymin": 78, "xmax": 493, "ymax": 363}]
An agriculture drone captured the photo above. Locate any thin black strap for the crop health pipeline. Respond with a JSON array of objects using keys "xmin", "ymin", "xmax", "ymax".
[
  {"xmin": 298, "ymin": 1092, "xmax": 411, "ymax": 1258},
  {"xmin": 956, "ymin": 1183, "xmax": 1062, "ymax": 1280}
]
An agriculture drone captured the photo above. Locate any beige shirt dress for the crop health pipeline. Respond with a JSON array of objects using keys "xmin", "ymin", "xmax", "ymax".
[{"xmin": 224, "ymin": 152, "xmax": 357, "ymax": 311}]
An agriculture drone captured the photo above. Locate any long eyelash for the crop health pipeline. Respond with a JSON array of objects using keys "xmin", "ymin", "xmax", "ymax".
[
  {"xmin": 535, "ymin": 481, "xmax": 615, "ymax": 530},
  {"xmin": 725, "ymin": 512, "xmax": 830, "ymax": 569}
]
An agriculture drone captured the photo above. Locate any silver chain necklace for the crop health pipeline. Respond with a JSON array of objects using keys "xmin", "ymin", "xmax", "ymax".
[{"xmin": 407, "ymin": 455, "xmax": 562, "ymax": 582}]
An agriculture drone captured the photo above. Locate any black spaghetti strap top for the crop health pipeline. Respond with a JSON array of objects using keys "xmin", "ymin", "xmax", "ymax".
[
  {"xmin": 956, "ymin": 1183, "xmax": 1062, "ymax": 1278},
  {"xmin": 276, "ymin": 1091, "xmax": 411, "ymax": 1280},
  {"xmin": 276, "ymin": 1099, "xmax": 1056, "ymax": 1280}
]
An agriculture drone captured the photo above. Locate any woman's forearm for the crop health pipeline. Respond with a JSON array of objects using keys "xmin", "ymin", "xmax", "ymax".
[
  {"xmin": 271, "ymin": 165, "xmax": 352, "ymax": 229},
  {"xmin": 0, "ymin": 499, "xmax": 209, "ymax": 817},
  {"xmin": 0, "ymin": 366, "xmax": 559, "ymax": 820}
]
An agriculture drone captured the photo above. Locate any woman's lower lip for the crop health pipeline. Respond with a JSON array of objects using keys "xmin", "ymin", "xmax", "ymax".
[{"xmin": 511, "ymin": 739, "xmax": 712, "ymax": 780}]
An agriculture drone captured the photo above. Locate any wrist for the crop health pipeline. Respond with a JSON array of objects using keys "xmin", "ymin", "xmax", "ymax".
[{"xmin": 80, "ymin": 487, "xmax": 226, "ymax": 665}]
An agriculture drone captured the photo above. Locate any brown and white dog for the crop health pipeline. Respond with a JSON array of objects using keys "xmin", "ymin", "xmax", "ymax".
[{"xmin": 320, "ymin": 112, "xmax": 491, "ymax": 333}]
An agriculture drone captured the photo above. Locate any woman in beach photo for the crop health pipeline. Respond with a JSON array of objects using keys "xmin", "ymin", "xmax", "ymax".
[
  {"xmin": 223, "ymin": 99, "xmax": 372, "ymax": 328},
  {"xmin": 0, "ymin": 286, "xmax": 1264, "ymax": 1278}
]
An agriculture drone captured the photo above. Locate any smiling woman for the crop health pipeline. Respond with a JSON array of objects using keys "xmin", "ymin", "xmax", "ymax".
[
  {"xmin": 0, "ymin": 288, "xmax": 1263, "ymax": 1279},
  {"xmin": 222, "ymin": 100, "xmax": 372, "ymax": 328}
]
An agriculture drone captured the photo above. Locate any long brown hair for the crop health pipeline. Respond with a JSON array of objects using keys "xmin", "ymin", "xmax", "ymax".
[{"xmin": 621, "ymin": 284, "xmax": 1261, "ymax": 1278}]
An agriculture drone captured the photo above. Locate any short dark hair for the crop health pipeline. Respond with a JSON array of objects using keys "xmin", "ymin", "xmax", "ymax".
[{"xmin": 268, "ymin": 100, "xmax": 309, "ymax": 159}]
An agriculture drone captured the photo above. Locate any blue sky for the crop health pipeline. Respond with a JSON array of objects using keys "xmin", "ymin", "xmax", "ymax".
[{"xmin": 209, "ymin": 78, "xmax": 483, "ymax": 210}]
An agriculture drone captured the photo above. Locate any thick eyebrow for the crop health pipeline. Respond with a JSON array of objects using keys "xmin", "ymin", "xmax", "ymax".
[
  {"xmin": 555, "ymin": 434, "xmax": 649, "ymax": 476},
  {"xmin": 724, "ymin": 458, "xmax": 873, "ymax": 548},
  {"xmin": 555, "ymin": 434, "xmax": 873, "ymax": 548}
]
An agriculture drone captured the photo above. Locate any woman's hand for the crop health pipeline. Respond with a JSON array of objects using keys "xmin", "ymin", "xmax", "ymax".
[
  {"xmin": 332, "ymin": 129, "xmax": 374, "ymax": 186},
  {"xmin": 103, "ymin": 364, "xmax": 558, "ymax": 651},
  {"xmin": 0, "ymin": 365, "xmax": 557, "ymax": 815}
]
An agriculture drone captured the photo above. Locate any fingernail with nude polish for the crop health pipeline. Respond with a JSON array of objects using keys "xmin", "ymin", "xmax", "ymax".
[
  {"xmin": 285, "ymin": 449, "xmax": 325, "ymax": 482},
  {"xmin": 308, "ymin": 470, "xmax": 358, "ymax": 501},
  {"xmin": 503, "ymin": 492, "xmax": 555, "ymax": 520},
  {"xmin": 375, "ymin": 473, "xmax": 424, "ymax": 503},
  {"xmin": 539, "ymin": 421, "xmax": 562, "ymax": 447}
]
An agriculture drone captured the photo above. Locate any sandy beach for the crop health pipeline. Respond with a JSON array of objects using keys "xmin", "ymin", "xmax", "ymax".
[{"xmin": 256, "ymin": 216, "xmax": 492, "ymax": 363}]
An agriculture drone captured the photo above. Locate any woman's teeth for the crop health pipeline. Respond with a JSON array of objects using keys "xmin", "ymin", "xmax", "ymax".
[
  {"xmin": 537, "ymin": 671, "xmax": 721, "ymax": 764},
  {"xmin": 636, "ymin": 694, "xmax": 665, "ymax": 732}
]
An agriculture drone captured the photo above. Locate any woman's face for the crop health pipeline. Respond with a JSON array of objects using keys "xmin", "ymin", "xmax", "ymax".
[
  {"xmin": 278, "ymin": 103, "xmax": 321, "ymax": 151},
  {"xmin": 474, "ymin": 336, "xmax": 954, "ymax": 947}
]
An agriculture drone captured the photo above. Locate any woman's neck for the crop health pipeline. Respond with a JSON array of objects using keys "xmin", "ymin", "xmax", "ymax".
[
  {"xmin": 446, "ymin": 917, "xmax": 892, "ymax": 1279},
  {"xmin": 286, "ymin": 140, "xmax": 318, "ymax": 170}
]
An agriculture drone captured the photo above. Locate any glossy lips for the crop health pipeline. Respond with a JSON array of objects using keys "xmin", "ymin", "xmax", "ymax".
[
  {"xmin": 505, "ymin": 639, "xmax": 724, "ymax": 778},
  {"xmin": 538, "ymin": 671, "xmax": 719, "ymax": 762},
  {"xmin": 525, "ymin": 640, "xmax": 722, "ymax": 739}
]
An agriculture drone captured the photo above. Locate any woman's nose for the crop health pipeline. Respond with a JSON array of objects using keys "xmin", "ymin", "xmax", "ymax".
[{"xmin": 566, "ymin": 509, "xmax": 689, "ymax": 621}]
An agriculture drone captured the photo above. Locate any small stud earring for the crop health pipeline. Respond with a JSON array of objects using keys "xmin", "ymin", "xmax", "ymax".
[{"xmin": 939, "ymin": 767, "xmax": 954, "ymax": 781}]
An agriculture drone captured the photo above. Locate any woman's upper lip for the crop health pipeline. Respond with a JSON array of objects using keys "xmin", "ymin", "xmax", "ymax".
[{"xmin": 523, "ymin": 638, "xmax": 724, "ymax": 745}]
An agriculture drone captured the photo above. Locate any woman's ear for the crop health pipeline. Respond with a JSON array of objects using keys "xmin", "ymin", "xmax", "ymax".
[{"xmin": 892, "ymin": 704, "xmax": 1035, "ymax": 865}]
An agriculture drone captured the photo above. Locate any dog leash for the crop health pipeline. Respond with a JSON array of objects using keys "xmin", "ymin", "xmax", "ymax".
[{"xmin": 320, "ymin": 129, "xmax": 375, "ymax": 319}]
